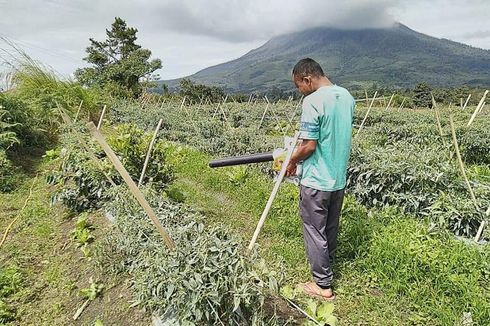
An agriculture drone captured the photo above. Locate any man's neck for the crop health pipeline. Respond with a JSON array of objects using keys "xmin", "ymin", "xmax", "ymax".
[{"xmin": 313, "ymin": 76, "xmax": 333, "ymax": 90}]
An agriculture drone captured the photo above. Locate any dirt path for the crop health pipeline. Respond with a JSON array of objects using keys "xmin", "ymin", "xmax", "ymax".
[{"xmin": 0, "ymin": 164, "xmax": 149, "ymax": 325}]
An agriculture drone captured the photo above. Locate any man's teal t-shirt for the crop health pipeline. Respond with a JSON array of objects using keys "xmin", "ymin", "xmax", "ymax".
[{"xmin": 299, "ymin": 85, "xmax": 355, "ymax": 191}]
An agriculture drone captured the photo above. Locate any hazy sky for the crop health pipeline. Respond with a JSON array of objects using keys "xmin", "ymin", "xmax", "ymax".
[{"xmin": 0, "ymin": 0, "xmax": 489, "ymax": 80}]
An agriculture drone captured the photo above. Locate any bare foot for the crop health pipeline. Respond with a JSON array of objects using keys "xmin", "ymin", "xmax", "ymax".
[{"xmin": 300, "ymin": 282, "xmax": 335, "ymax": 301}]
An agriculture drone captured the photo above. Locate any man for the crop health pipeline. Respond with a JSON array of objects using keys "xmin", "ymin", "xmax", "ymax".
[{"xmin": 286, "ymin": 58, "xmax": 355, "ymax": 300}]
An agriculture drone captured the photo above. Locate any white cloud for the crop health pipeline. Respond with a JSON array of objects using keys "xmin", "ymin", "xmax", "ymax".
[{"xmin": 0, "ymin": 0, "xmax": 488, "ymax": 80}]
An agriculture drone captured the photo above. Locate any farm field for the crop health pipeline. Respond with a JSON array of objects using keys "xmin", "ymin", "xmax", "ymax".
[{"xmin": 1, "ymin": 67, "xmax": 489, "ymax": 325}]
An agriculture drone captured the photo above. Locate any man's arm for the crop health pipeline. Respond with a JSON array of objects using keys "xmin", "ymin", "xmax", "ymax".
[{"xmin": 286, "ymin": 139, "xmax": 317, "ymax": 176}]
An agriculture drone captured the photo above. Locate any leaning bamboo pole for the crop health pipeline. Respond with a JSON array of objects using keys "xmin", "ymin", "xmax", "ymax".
[
  {"xmin": 74, "ymin": 100, "xmax": 83, "ymax": 122},
  {"xmin": 138, "ymin": 118, "xmax": 164, "ymax": 187},
  {"xmin": 87, "ymin": 122, "xmax": 175, "ymax": 249},
  {"xmin": 97, "ymin": 105, "xmax": 107, "ymax": 130},
  {"xmin": 468, "ymin": 90, "xmax": 488, "ymax": 126},
  {"xmin": 449, "ymin": 116, "xmax": 478, "ymax": 205},
  {"xmin": 462, "ymin": 94, "xmax": 471, "ymax": 110},
  {"xmin": 355, "ymin": 91, "xmax": 378, "ymax": 139},
  {"xmin": 247, "ymin": 132, "xmax": 300, "ymax": 253},
  {"xmin": 385, "ymin": 94, "xmax": 395, "ymax": 109},
  {"xmin": 449, "ymin": 116, "xmax": 486, "ymax": 242}
]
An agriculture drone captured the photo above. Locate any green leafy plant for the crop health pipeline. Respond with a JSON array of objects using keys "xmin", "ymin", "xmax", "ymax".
[
  {"xmin": 73, "ymin": 278, "xmax": 104, "ymax": 320},
  {"xmin": 0, "ymin": 267, "xmax": 23, "ymax": 323},
  {"xmin": 0, "ymin": 150, "xmax": 21, "ymax": 192},
  {"xmin": 280, "ymin": 285, "xmax": 338, "ymax": 326},
  {"xmin": 71, "ymin": 214, "xmax": 94, "ymax": 247}
]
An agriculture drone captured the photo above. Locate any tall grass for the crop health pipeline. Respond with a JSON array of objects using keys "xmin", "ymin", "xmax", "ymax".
[{"xmin": 1, "ymin": 38, "xmax": 105, "ymax": 133}]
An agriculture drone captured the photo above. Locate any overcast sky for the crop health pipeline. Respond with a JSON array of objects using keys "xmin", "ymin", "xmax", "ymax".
[{"xmin": 0, "ymin": 0, "xmax": 489, "ymax": 80}]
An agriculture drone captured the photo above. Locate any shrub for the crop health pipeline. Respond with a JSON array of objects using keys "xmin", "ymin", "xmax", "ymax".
[
  {"xmin": 49, "ymin": 123, "xmax": 175, "ymax": 211},
  {"xmin": 0, "ymin": 150, "xmax": 20, "ymax": 192},
  {"xmin": 107, "ymin": 123, "xmax": 175, "ymax": 188}
]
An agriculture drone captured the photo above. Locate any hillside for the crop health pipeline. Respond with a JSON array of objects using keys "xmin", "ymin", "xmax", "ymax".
[{"xmin": 163, "ymin": 23, "xmax": 490, "ymax": 92}]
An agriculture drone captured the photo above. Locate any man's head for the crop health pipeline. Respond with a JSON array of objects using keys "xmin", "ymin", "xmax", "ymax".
[{"xmin": 292, "ymin": 58, "xmax": 327, "ymax": 96}]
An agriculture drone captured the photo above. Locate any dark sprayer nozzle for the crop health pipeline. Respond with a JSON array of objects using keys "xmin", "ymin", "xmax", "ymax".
[{"xmin": 209, "ymin": 152, "xmax": 274, "ymax": 168}]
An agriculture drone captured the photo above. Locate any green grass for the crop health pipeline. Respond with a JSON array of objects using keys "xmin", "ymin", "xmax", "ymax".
[{"xmin": 167, "ymin": 143, "xmax": 490, "ymax": 325}]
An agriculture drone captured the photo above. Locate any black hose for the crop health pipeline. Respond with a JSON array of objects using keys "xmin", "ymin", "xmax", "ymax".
[{"xmin": 209, "ymin": 152, "xmax": 274, "ymax": 168}]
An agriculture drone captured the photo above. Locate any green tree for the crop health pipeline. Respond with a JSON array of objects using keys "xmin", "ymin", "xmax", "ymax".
[
  {"xmin": 413, "ymin": 82, "xmax": 432, "ymax": 108},
  {"xmin": 179, "ymin": 79, "xmax": 226, "ymax": 104},
  {"xmin": 75, "ymin": 17, "xmax": 162, "ymax": 98}
]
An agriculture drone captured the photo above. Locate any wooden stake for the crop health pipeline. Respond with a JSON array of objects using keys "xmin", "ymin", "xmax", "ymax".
[
  {"xmin": 265, "ymin": 96, "xmax": 282, "ymax": 126},
  {"xmin": 58, "ymin": 108, "xmax": 116, "ymax": 187},
  {"xmin": 449, "ymin": 115, "xmax": 478, "ymax": 207},
  {"xmin": 138, "ymin": 118, "xmax": 163, "ymax": 187},
  {"xmin": 179, "ymin": 96, "xmax": 186, "ymax": 111},
  {"xmin": 398, "ymin": 97, "xmax": 406, "ymax": 110},
  {"xmin": 460, "ymin": 97, "xmax": 463, "ymax": 109},
  {"xmin": 474, "ymin": 221, "xmax": 486, "ymax": 243},
  {"xmin": 74, "ymin": 100, "xmax": 83, "ymax": 122},
  {"xmin": 364, "ymin": 89, "xmax": 369, "ymax": 106},
  {"xmin": 355, "ymin": 91, "xmax": 378, "ymax": 139},
  {"xmin": 462, "ymin": 94, "xmax": 471, "ymax": 110},
  {"xmin": 478, "ymin": 102, "xmax": 486, "ymax": 114},
  {"xmin": 97, "ymin": 105, "xmax": 107, "ymax": 130},
  {"xmin": 468, "ymin": 90, "xmax": 488, "ymax": 126},
  {"xmin": 86, "ymin": 122, "xmax": 175, "ymax": 249},
  {"xmin": 247, "ymin": 132, "xmax": 300, "ymax": 253},
  {"xmin": 386, "ymin": 94, "xmax": 395, "ymax": 109},
  {"xmin": 283, "ymin": 95, "xmax": 304, "ymax": 135},
  {"xmin": 432, "ymin": 94, "xmax": 448, "ymax": 153},
  {"xmin": 258, "ymin": 100, "xmax": 270, "ymax": 129}
]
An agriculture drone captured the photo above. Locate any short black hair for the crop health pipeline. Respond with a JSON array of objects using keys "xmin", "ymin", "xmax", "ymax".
[{"xmin": 292, "ymin": 58, "xmax": 325, "ymax": 78}]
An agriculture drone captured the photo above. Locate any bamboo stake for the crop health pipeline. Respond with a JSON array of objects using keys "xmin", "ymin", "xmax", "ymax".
[
  {"xmin": 179, "ymin": 96, "xmax": 186, "ymax": 111},
  {"xmin": 468, "ymin": 90, "xmax": 488, "ymax": 126},
  {"xmin": 478, "ymin": 102, "xmax": 486, "ymax": 114},
  {"xmin": 283, "ymin": 296, "xmax": 322, "ymax": 325},
  {"xmin": 58, "ymin": 108, "xmax": 117, "ymax": 187},
  {"xmin": 74, "ymin": 100, "xmax": 83, "ymax": 122},
  {"xmin": 257, "ymin": 100, "xmax": 270, "ymax": 129},
  {"xmin": 283, "ymin": 95, "xmax": 304, "ymax": 135},
  {"xmin": 462, "ymin": 94, "xmax": 471, "ymax": 110},
  {"xmin": 448, "ymin": 115, "xmax": 478, "ymax": 207},
  {"xmin": 96, "ymin": 105, "xmax": 107, "ymax": 130},
  {"xmin": 86, "ymin": 122, "xmax": 175, "ymax": 249},
  {"xmin": 355, "ymin": 91, "xmax": 377, "ymax": 139},
  {"xmin": 398, "ymin": 97, "xmax": 406, "ymax": 110},
  {"xmin": 432, "ymin": 95, "xmax": 451, "ymax": 159},
  {"xmin": 219, "ymin": 100, "xmax": 229, "ymax": 123},
  {"xmin": 364, "ymin": 89, "xmax": 369, "ymax": 106},
  {"xmin": 265, "ymin": 96, "xmax": 282, "ymax": 126},
  {"xmin": 474, "ymin": 221, "xmax": 486, "ymax": 243},
  {"xmin": 460, "ymin": 98, "xmax": 463, "ymax": 109},
  {"xmin": 247, "ymin": 132, "xmax": 300, "ymax": 253},
  {"xmin": 385, "ymin": 94, "xmax": 395, "ymax": 109},
  {"xmin": 138, "ymin": 118, "xmax": 163, "ymax": 187}
]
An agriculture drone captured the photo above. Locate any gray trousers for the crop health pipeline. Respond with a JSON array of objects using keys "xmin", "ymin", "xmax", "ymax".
[{"xmin": 299, "ymin": 185, "xmax": 345, "ymax": 288}]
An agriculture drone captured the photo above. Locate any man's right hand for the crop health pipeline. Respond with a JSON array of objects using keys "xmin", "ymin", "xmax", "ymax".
[{"xmin": 286, "ymin": 161, "xmax": 297, "ymax": 176}]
